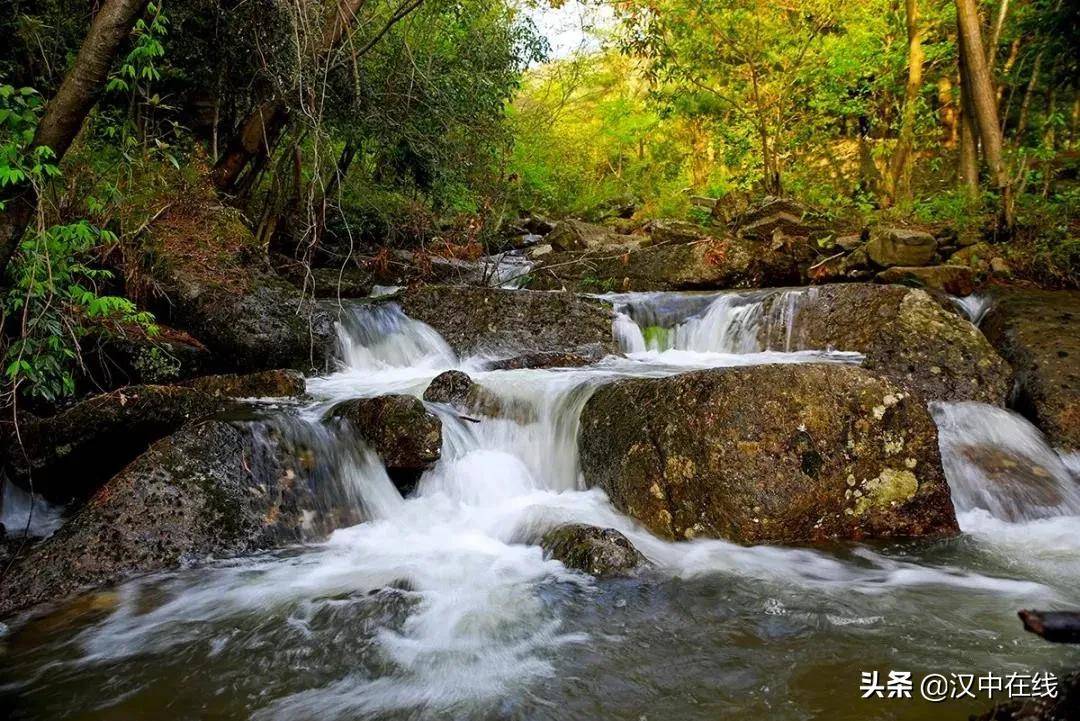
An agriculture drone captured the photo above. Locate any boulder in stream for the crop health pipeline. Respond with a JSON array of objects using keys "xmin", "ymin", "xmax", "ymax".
[
  {"xmin": 981, "ymin": 288, "xmax": 1080, "ymax": 451},
  {"xmin": 874, "ymin": 264, "xmax": 975, "ymax": 296},
  {"xmin": 579, "ymin": 364, "xmax": 959, "ymax": 544},
  {"xmin": 331, "ymin": 394, "xmax": 442, "ymax": 478},
  {"xmin": 768, "ymin": 283, "xmax": 1011, "ymax": 405},
  {"xmin": 540, "ymin": 523, "xmax": 645, "ymax": 577},
  {"xmin": 422, "ymin": 371, "xmax": 536, "ymax": 424},
  {"xmin": 0, "ymin": 418, "xmax": 364, "ymax": 617}
]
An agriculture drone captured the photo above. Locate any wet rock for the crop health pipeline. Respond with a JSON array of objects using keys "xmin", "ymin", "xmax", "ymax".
[
  {"xmin": 398, "ymin": 286, "xmax": 618, "ymax": 357},
  {"xmin": 1, "ymin": 386, "xmax": 227, "ymax": 504},
  {"xmin": 331, "ymin": 395, "xmax": 442, "ymax": 472},
  {"xmin": 982, "ymin": 288, "xmax": 1080, "ymax": 451},
  {"xmin": 423, "ymin": 370, "xmax": 475, "ymax": 407},
  {"xmin": 184, "ymin": 369, "xmax": 306, "ymax": 399},
  {"xmin": 865, "ymin": 227, "xmax": 937, "ymax": 268},
  {"xmin": 528, "ymin": 234, "xmax": 802, "ymax": 292},
  {"xmin": 277, "ymin": 263, "xmax": 376, "ymax": 299},
  {"xmin": 547, "ymin": 219, "xmax": 642, "ymax": 252},
  {"xmin": 770, "ymin": 284, "xmax": 1011, "ymax": 405},
  {"xmin": 540, "ymin": 523, "xmax": 644, "ymax": 577},
  {"xmin": 484, "ymin": 347, "xmax": 606, "ymax": 371},
  {"xmin": 422, "ymin": 372, "xmax": 535, "ymax": 424},
  {"xmin": 874, "ymin": 265, "xmax": 976, "ymax": 296},
  {"xmin": 0, "ymin": 418, "xmax": 361, "ymax": 617},
  {"xmin": 579, "ymin": 364, "xmax": 958, "ymax": 544}
]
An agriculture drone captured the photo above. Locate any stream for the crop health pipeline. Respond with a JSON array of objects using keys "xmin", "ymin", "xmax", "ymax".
[{"xmin": 2, "ymin": 288, "xmax": 1078, "ymax": 721}]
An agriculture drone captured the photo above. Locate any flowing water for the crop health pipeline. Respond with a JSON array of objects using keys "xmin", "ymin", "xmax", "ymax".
[{"xmin": 2, "ymin": 289, "xmax": 1079, "ymax": 721}]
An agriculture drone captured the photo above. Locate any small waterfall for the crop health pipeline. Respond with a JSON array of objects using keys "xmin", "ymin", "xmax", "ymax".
[
  {"xmin": 932, "ymin": 402, "xmax": 1080, "ymax": 521},
  {"xmin": 612, "ymin": 288, "xmax": 818, "ymax": 354},
  {"xmin": 0, "ymin": 482, "xmax": 64, "ymax": 538},
  {"xmin": 335, "ymin": 303, "xmax": 457, "ymax": 372},
  {"xmin": 952, "ymin": 294, "xmax": 993, "ymax": 326}
]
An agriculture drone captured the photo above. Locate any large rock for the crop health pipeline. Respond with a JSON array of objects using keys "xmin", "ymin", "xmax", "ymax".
[
  {"xmin": 528, "ymin": 234, "xmax": 803, "ymax": 292},
  {"xmin": 865, "ymin": 227, "xmax": 937, "ymax": 267},
  {"xmin": 422, "ymin": 371, "xmax": 536, "ymax": 424},
  {"xmin": 874, "ymin": 265, "xmax": 976, "ymax": 296},
  {"xmin": 0, "ymin": 418, "xmax": 362, "ymax": 616},
  {"xmin": 398, "ymin": 286, "xmax": 618, "ymax": 357},
  {"xmin": 539, "ymin": 524, "xmax": 645, "ymax": 577},
  {"xmin": 982, "ymin": 288, "xmax": 1080, "ymax": 451},
  {"xmin": 1, "ymin": 385, "xmax": 226, "ymax": 504},
  {"xmin": 79, "ymin": 323, "xmax": 211, "ymax": 388},
  {"xmin": 769, "ymin": 284, "xmax": 1011, "ymax": 405},
  {"xmin": 331, "ymin": 394, "xmax": 442, "ymax": 473},
  {"xmin": 148, "ymin": 201, "xmax": 336, "ymax": 373},
  {"xmin": 734, "ymin": 197, "xmax": 815, "ymax": 239},
  {"xmin": 579, "ymin": 365, "xmax": 959, "ymax": 544},
  {"xmin": 546, "ymin": 219, "xmax": 642, "ymax": 252}
]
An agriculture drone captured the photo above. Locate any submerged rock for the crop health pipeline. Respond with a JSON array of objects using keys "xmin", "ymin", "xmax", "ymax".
[
  {"xmin": 1, "ymin": 385, "xmax": 226, "ymax": 504},
  {"xmin": 579, "ymin": 364, "xmax": 959, "ymax": 544},
  {"xmin": 768, "ymin": 283, "xmax": 1011, "ymax": 405},
  {"xmin": 185, "ymin": 369, "xmax": 306, "ymax": 399},
  {"xmin": 0, "ymin": 418, "xmax": 363, "ymax": 617},
  {"xmin": 540, "ymin": 523, "xmax": 644, "ymax": 577},
  {"xmin": 398, "ymin": 286, "xmax": 617, "ymax": 357},
  {"xmin": 982, "ymin": 288, "xmax": 1080, "ymax": 451},
  {"xmin": 865, "ymin": 227, "xmax": 937, "ymax": 267},
  {"xmin": 331, "ymin": 394, "xmax": 442, "ymax": 474},
  {"xmin": 874, "ymin": 264, "xmax": 975, "ymax": 296}
]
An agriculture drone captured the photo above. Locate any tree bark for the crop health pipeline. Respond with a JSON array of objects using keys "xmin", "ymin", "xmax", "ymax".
[
  {"xmin": 957, "ymin": 35, "xmax": 980, "ymax": 198},
  {"xmin": 956, "ymin": 0, "xmax": 1013, "ymax": 229},
  {"xmin": 884, "ymin": 0, "xmax": 924, "ymax": 206},
  {"xmin": 0, "ymin": 0, "xmax": 150, "ymax": 283}
]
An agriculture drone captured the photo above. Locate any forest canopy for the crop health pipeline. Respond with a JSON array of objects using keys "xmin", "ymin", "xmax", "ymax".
[{"xmin": 0, "ymin": 0, "xmax": 1077, "ymax": 404}]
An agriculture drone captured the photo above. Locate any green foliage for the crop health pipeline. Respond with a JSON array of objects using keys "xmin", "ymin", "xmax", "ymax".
[
  {"xmin": 4, "ymin": 221, "xmax": 155, "ymax": 402},
  {"xmin": 0, "ymin": 82, "xmax": 157, "ymax": 401}
]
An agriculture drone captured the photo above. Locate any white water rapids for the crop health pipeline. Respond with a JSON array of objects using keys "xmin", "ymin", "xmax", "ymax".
[{"xmin": 2, "ymin": 289, "xmax": 1079, "ymax": 721}]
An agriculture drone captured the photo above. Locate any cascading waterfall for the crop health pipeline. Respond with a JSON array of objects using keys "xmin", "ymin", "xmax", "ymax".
[
  {"xmin": 3, "ymin": 291, "xmax": 1079, "ymax": 721},
  {"xmin": 931, "ymin": 402, "xmax": 1080, "ymax": 521},
  {"xmin": 610, "ymin": 288, "xmax": 820, "ymax": 354}
]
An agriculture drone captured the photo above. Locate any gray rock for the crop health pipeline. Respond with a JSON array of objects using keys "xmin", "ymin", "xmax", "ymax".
[
  {"xmin": 866, "ymin": 227, "xmax": 937, "ymax": 267},
  {"xmin": 540, "ymin": 523, "xmax": 644, "ymax": 577}
]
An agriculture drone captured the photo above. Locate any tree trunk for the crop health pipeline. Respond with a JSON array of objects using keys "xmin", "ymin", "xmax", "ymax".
[
  {"xmin": 884, "ymin": 0, "xmax": 924, "ymax": 206},
  {"xmin": 956, "ymin": 0, "xmax": 1013, "ymax": 230},
  {"xmin": 0, "ymin": 0, "xmax": 150, "ymax": 283},
  {"xmin": 957, "ymin": 34, "xmax": 980, "ymax": 197},
  {"xmin": 938, "ymin": 75, "xmax": 958, "ymax": 147}
]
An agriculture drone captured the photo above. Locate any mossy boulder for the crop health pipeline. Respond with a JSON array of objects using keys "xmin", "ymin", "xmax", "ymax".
[
  {"xmin": 331, "ymin": 394, "xmax": 442, "ymax": 474},
  {"xmin": 422, "ymin": 371, "xmax": 536, "ymax": 424},
  {"xmin": 422, "ymin": 370, "xmax": 475, "ymax": 406},
  {"xmin": 768, "ymin": 283, "xmax": 1011, "ymax": 405},
  {"xmin": 982, "ymin": 288, "xmax": 1080, "ymax": 451},
  {"xmin": 1, "ymin": 385, "xmax": 227, "ymax": 504},
  {"xmin": 398, "ymin": 286, "xmax": 618, "ymax": 357},
  {"xmin": 0, "ymin": 418, "xmax": 362, "ymax": 617},
  {"xmin": 579, "ymin": 364, "xmax": 959, "ymax": 544},
  {"xmin": 540, "ymin": 524, "xmax": 645, "ymax": 577}
]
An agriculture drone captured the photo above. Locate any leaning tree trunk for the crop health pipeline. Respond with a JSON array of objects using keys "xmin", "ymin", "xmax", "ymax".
[
  {"xmin": 956, "ymin": 0, "xmax": 1013, "ymax": 231},
  {"xmin": 884, "ymin": 0, "xmax": 924, "ymax": 206},
  {"xmin": 0, "ymin": 0, "xmax": 150, "ymax": 285}
]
